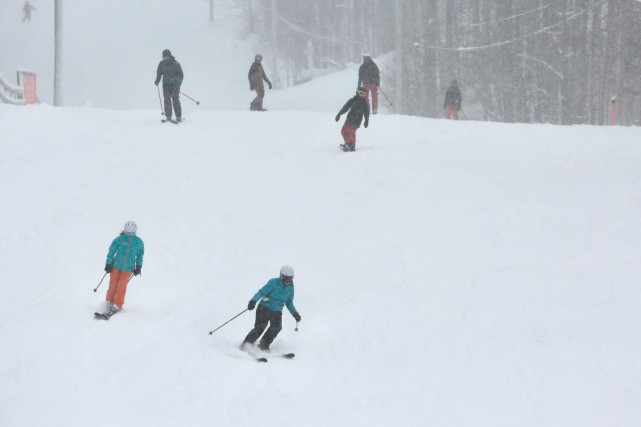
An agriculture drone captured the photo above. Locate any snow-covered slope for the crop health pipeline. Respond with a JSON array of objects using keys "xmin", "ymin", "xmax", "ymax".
[{"xmin": 1, "ymin": 103, "xmax": 641, "ymax": 426}]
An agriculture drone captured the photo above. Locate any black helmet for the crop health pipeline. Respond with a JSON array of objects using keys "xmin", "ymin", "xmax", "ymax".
[{"xmin": 162, "ymin": 49, "xmax": 171, "ymax": 58}]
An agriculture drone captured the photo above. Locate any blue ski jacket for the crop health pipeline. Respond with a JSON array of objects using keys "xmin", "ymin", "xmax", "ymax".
[
  {"xmin": 251, "ymin": 278, "xmax": 298, "ymax": 315},
  {"xmin": 105, "ymin": 234, "xmax": 144, "ymax": 272}
]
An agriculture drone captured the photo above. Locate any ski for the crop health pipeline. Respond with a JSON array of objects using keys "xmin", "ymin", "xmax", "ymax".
[
  {"xmin": 239, "ymin": 344, "xmax": 293, "ymax": 362},
  {"xmin": 255, "ymin": 353, "xmax": 294, "ymax": 363},
  {"xmin": 339, "ymin": 144, "xmax": 354, "ymax": 152},
  {"xmin": 94, "ymin": 309, "xmax": 118, "ymax": 320},
  {"xmin": 94, "ymin": 312, "xmax": 111, "ymax": 320}
]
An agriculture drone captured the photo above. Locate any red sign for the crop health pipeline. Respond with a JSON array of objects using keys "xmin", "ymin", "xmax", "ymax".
[{"xmin": 23, "ymin": 73, "xmax": 37, "ymax": 104}]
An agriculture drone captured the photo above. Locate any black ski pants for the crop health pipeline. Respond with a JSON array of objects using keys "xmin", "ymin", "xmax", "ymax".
[
  {"xmin": 163, "ymin": 83, "xmax": 182, "ymax": 120},
  {"xmin": 243, "ymin": 305, "xmax": 282, "ymax": 347}
]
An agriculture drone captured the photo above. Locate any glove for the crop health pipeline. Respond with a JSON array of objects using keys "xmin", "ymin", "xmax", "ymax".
[
  {"xmin": 364, "ymin": 120, "xmax": 369, "ymax": 128},
  {"xmin": 154, "ymin": 81, "xmax": 159, "ymax": 86},
  {"xmin": 293, "ymin": 312, "xmax": 301, "ymax": 322},
  {"xmin": 104, "ymin": 264, "xmax": 113, "ymax": 273},
  {"xmin": 133, "ymin": 266, "xmax": 142, "ymax": 276},
  {"xmin": 248, "ymin": 300, "xmax": 256, "ymax": 310},
  {"xmin": 335, "ymin": 115, "xmax": 340, "ymax": 122},
  {"xmin": 250, "ymin": 84, "xmax": 254, "ymax": 91},
  {"xmin": 268, "ymin": 82, "xmax": 273, "ymax": 90}
]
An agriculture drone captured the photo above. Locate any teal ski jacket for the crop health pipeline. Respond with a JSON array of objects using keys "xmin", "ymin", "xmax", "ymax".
[
  {"xmin": 105, "ymin": 234, "xmax": 144, "ymax": 272},
  {"xmin": 251, "ymin": 278, "xmax": 298, "ymax": 315}
]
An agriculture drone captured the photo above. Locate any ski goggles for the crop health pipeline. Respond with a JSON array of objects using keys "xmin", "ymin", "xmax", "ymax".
[{"xmin": 357, "ymin": 90, "xmax": 366, "ymax": 96}]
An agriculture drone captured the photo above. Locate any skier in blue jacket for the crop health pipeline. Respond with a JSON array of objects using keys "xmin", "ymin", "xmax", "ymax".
[
  {"xmin": 103, "ymin": 221, "xmax": 144, "ymax": 316},
  {"xmin": 240, "ymin": 266, "xmax": 301, "ymax": 352}
]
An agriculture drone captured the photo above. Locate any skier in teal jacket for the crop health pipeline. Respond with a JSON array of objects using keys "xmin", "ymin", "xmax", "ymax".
[
  {"xmin": 240, "ymin": 266, "xmax": 301, "ymax": 352},
  {"xmin": 103, "ymin": 221, "xmax": 144, "ymax": 315}
]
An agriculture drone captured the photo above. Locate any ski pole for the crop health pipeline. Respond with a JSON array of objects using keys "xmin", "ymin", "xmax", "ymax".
[
  {"xmin": 93, "ymin": 272, "xmax": 108, "ymax": 292},
  {"xmin": 157, "ymin": 85, "xmax": 164, "ymax": 115},
  {"xmin": 180, "ymin": 91, "xmax": 200, "ymax": 105},
  {"xmin": 379, "ymin": 87, "xmax": 394, "ymax": 106},
  {"xmin": 295, "ymin": 321, "xmax": 299, "ymax": 332},
  {"xmin": 208, "ymin": 309, "xmax": 248, "ymax": 335}
]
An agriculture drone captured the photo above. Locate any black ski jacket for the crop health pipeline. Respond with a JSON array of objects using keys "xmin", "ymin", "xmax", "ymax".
[
  {"xmin": 337, "ymin": 95, "xmax": 370, "ymax": 127},
  {"xmin": 248, "ymin": 62, "xmax": 272, "ymax": 88},
  {"xmin": 358, "ymin": 60, "xmax": 380, "ymax": 86},
  {"xmin": 155, "ymin": 56, "xmax": 183, "ymax": 86},
  {"xmin": 444, "ymin": 86, "xmax": 462, "ymax": 108}
]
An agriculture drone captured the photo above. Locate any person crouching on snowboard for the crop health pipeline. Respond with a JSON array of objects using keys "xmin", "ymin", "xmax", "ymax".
[
  {"xmin": 240, "ymin": 266, "xmax": 301, "ymax": 352},
  {"xmin": 103, "ymin": 221, "xmax": 144, "ymax": 316},
  {"xmin": 335, "ymin": 86, "xmax": 370, "ymax": 151}
]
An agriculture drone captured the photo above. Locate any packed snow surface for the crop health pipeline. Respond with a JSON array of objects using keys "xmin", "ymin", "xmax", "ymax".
[{"xmin": 1, "ymin": 104, "xmax": 641, "ymax": 426}]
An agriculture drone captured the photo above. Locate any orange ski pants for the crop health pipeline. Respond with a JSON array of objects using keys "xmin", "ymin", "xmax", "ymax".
[
  {"xmin": 341, "ymin": 123, "xmax": 358, "ymax": 148},
  {"xmin": 106, "ymin": 268, "xmax": 132, "ymax": 307},
  {"xmin": 363, "ymin": 83, "xmax": 378, "ymax": 112},
  {"xmin": 445, "ymin": 105, "xmax": 459, "ymax": 120}
]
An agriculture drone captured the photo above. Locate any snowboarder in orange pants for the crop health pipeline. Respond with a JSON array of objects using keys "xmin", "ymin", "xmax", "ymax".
[{"xmin": 335, "ymin": 87, "xmax": 370, "ymax": 152}]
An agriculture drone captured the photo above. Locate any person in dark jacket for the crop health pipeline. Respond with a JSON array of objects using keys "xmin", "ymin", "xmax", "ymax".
[
  {"xmin": 335, "ymin": 87, "xmax": 370, "ymax": 152},
  {"xmin": 155, "ymin": 49, "xmax": 184, "ymax": 123},
  {"xmin": 358, "ymin": 54, "xmax": 380, "ymax": 114},
  {"xmin": 22, "ymin": 1, "xmax": 36, "ymax": 22},
  {"xmin": 444, "ymin": 80, "xmax": 462, "ymax": 120},
  {"xmin": 248, "ymin": 54, "xmax": 272, "ymax": 111},
  {"xmin": 240, "ymin": 266, "xmax": 301, "ymax": 352}
]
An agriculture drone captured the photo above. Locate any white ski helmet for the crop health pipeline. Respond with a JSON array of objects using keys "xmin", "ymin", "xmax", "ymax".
[
  {"xmin": 280, "ymin": 265, "xmax": 294, "ymax": 278},
  {"xmin": 124, "ymin": 221, "xmax": 137, "ymax": 234}
]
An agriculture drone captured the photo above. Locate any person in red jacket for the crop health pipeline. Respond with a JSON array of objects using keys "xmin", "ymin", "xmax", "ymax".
[{"xmin": 335, "ymin": 87, "xmax": 370, "ymax": 152}]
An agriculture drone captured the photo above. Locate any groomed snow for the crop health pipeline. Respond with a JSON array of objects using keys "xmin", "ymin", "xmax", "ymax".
[{"xmin": 1, "ymin": 104, "xmax": 641, "ymax": 426}]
